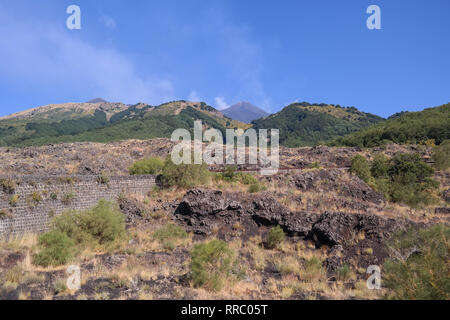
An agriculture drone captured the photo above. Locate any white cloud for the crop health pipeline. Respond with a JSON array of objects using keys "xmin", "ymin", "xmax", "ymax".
[
  {"xmin": 214, "ymin": 97, "xmax": 229, "ymax": 110},
  {"xmin": 0, "ymin": 5, "xmax": 174, "ymax": 105},
  {"xmin": 99, "ymin": 15, "xmax": 116, "ymax": 29},
  {"xmin": 188, "ymin": 90, "xmax": 201, "ymax": 102}
]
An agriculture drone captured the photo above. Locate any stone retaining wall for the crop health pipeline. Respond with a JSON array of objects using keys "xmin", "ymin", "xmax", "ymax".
[{"xmin": 0, "ymin": 175, "xmax": 156, "ymax": 240}]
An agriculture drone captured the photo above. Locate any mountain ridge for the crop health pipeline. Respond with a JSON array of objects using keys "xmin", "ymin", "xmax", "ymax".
[{"xmin": 0, "ymin": 100, "xmax": 249, "ymax": 147}]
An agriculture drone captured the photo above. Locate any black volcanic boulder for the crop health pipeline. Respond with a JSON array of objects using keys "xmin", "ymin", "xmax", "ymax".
[
  {"xmin": 176, "ymin": 189, "xmax": 241, "ymax": 217},
  {"xmin": 310, "ymin": 212, "xmax": 359, "ymax": 246},
  {"xmin": 310, "ymin": 211, "xmax": 416, "ymax": 247},
  {"xmin": 118, "ymin": 198, "xmax": 145, "ymax": 224},
  {"xmin": 174, "ymin": 189, "xmax": 252, "ymax": 238},
  {"xmin": 174, "ymin": 189, "xmax": 318, "ymax": 238},
  {"xmin": 310, "ymin": 211, "xmax": 423, "ymax": 272},
  {"xmin": 250, "ymin": 195, "xmax": 318, "ymax": 237}
]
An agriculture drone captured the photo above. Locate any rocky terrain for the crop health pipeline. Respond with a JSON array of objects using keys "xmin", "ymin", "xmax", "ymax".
[
  {"xmin": 0, "ymin": 139, "xmax": 432, "ymax": 176},
  {"xmin": 0, "ymin": 139, "xmax": 448, "ymax": 300}
]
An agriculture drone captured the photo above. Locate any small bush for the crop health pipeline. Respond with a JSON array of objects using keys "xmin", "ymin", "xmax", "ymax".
[
  {"xmin": 190, "ymin": 239, "xmax": 234, "ymax": 291},
  {"xmin": 388, "ymin": 153, "xmax": 438, "ymax": 207},
  {"xmin": 350, "ymin": 155, "xmax": 371, "ymax": 183},
  {"xmin": 161, "ymin": 156, "xmax": 210, "ymax": 188},
  {"xmin": 336, "ymin": 263, "xmax": 353, "ymax": 281},
  {"xmin": 153, "ymin": 223, "xmax": 188, "ymax": 251},
  {"xmin": 153, "ymin": 223, "xmax": 188, "ymax": 241},
  {"xmin": 266, "ymin": 226, "xmax": 285, "ymax": 249},
  {"xmin": 61, "ymin": 192, "xmax": 76, "ymax": 205},
  {"xmin": 236, "ymin": 172, "xmax": 258, "ymax": 185},
  {"xmin": 129, "ymin": 157, "xmax": 165, "ymax": 175},
  {"xmin": 432, "ymin": 140, "xmax": 450, "ymax": 170},
  {"xmin": 96, "ymin": 171, "xmax": 110, "ymax": 184},
  {"xmin": 248, "ymin": 183, "xmax": 261, "ymax": 193},
  {"xmin": 53, "ymin": 279, "xmax": 68, "ymax": 295},
  {"xmin": 0, "ymin": 209, "xmax": 12, "ymax": 219},
  {"xmin": 31, "ymin": 192, "xmax": 42, "ymax": 204},
  {"xmin": 301, "ymin": 256, "xmax": 326, "ymax": 282},
  {"xmin": 9, "ymin": 194, "xmax": 19, "ymax": 206},
  {"xmin": 0, "ymin": 178, "xmax": 16, "ymax": 194},
  {"xmin": 383, "ymin": 224, "xmax": 449, "ymax": 300},
  {"xmin": 215, "ymin": 168, "xmax": 258, "ymax": 186},
  {"xmin": 52, "ymin": 199, "xmax": 126, "ymax": 246},
  {"xmin": 371, "ymin": 153, "xmax": 389, "ymax": 178},
  {"xmin": 33, "ymin": 231, "xmax": 75, "ymax": 267},
  {"xmin": 308, "ymin": 161, "xmax": 321, "ymax": 169},
  {"xmin": 219, "ymin": 166, "xmax": 237, "ymax": 182},
  {"xmin": 4, "ymin": 266, "xmax": 22, "ymax": 284}
]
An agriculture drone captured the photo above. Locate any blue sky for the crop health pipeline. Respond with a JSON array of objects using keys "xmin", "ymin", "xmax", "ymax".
[{"xmin": 0, "ymin": 0, "xmax": 449, "ymax": 118}]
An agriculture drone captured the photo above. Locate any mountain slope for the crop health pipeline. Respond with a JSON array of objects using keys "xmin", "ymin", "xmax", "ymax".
[
  {"xmin": 252, "ymin": 102, "xmax": 384, "ymax": 147},
  {"xmin": 221, "ymin": 102, "xmax": 270, "ymax": 123},
  {"xmin": 0, "ymin": 101, "xmax": 249, "ymax": 147},
  {"xmin": 331, "ymin": 103, "xmax": 450, "ymax": 147}
]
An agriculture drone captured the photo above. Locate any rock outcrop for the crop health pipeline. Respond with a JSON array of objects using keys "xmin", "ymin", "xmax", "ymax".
[{"xmin": 174, "ymin": 188, "xmax": 420, "ymax": 271}]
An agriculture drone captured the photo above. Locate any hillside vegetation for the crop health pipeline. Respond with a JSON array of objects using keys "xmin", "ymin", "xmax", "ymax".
[
  {"xmin": 331, "ymin": 103, "xmax": 450, "ymax": 147},
  {"xmin": 0, "ymin": 101, "xmax": 249, "ymax": 147},
  {"xmin": 252, "ymin": 102, "xmax": 383, "ymax": 147},
  {"xmin": 1, "ymin": 100, "xmax": 449, "ymax": 149}
]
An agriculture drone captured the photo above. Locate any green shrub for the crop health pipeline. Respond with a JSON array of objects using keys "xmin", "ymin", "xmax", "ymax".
[
  {"xmin": 432, "ymin": 140, "xmax": 450, "ymax": 170},
  {"xmin": 52, "ymin": 199, "xmax": 126, "ymax": 246},
  {"xmin": 220, "ymin": 166, "xmax": 237, "ymax": 182},
  {"xmin": 336, "ymin": 263, "xmax": 353, "ymax": 282},
  {"xmin": 153, "ymin": 223, "xmax": 188, "ymax": 250},
  {"xmin": 129, "ymin": 157, "xmax": 165, "ymax": 175},
  {"xmin": 0, "ymin": 178, "xmax": 16, "ymax": 194},
  {"xmin": 215, "ymin": 168, "xmax": 258, "ymax": 186},
  {"xmin": 31, "ymin": 191, "xmax": 42, "ymax": 204},
  {"xmin": 236, "ymin": 172, "xmax": 258, "ymax": 185},
  {"xmin": 61, "ymin": 192, "xmax": 75, "ymax": 205},
  {"xmin": 33, "ymin": 231, "xmax": 75, "ymax": 267},
  {"xmin": 308, "ymin": 161, "xmax": 321, "ymax": 169},
  {"xmin": 190, "ymin": 239, "xmax": 234, "ymax": 291},
  {"xmin": 0, "ymin": 209, "xmax": 12, "ymax": 219},
  {"xmin": 248, "ymin": 183, "xmax": 261, "ymax": 193},
  {"xmin": 96, "ymin": 171, "xmax": 110, "ymax": 184},
  {"xmin": 9, "ymin": 194, "xmax": 19, "ymax": 206},
  {"xmin": 53, "ymin": 279, "xmax": 68, "ymax": 294},
  {"xmin": 350, "ymin": 155, "xmax": 371, "ymax": 183},
  {"xmin": 4, "ymin": 266, "xmax": 22, "ymax": 284},
  {"xmin": 266, "ymin": 226, "xmax": 285, "ymax": 249},
  {"xmin": 370, "ymin": 153, "xmax": 390, "ymax": 178},
  {"xmin": 383, "ymin": 224, "xmax": 449, "ymax": 300},
  {"xmin": 161, "ymin": 156, "xmax": 210, "ymax": 188},
  {"xmin": 387, "ymin": 153, "xmax": 438, "ymax": 207},
  {"xmin": 153, "ymin": 223, "xmax": 187, "ymax": 241},
  {"xmin": 301, "ymin": 256, "xmax": 326, "ymax": 282}
]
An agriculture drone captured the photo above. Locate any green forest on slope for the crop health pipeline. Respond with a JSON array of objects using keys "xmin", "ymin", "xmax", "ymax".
[
  {"xmin": 251, "ymin": 103, "xmax": 383, "ymax": 147},
  {"xmin": 1, "ymin": 100, "xmax": 448, "ymax": 148},
  {"xmin": 330, "ymin": 103, "xmax": 450, "ymax": 147},
  {"xmin": 0, "ymin": 106, "xmax": 235, "ymax": 147}
]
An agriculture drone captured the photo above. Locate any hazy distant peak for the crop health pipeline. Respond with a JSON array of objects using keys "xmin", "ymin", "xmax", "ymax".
[
  {"xmin": 87, "ymin": 98, "xmax": 108, "ymax": 104},
  {"xmin": 221, "ymin": 102, "xmax": 270, "ymax": 123}
]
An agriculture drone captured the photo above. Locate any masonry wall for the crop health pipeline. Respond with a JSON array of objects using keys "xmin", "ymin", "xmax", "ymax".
[{"xmin": 0, "ymin": 175, "xmax": 156, "ymax": 240}]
